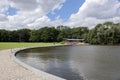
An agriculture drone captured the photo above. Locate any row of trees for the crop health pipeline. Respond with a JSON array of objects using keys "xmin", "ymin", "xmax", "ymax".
[
  {"xmin": 84, "ymin": 22, "xmax": 120, "ymax": 45},
  {"xmin": 0, "ymin": 26, "xmax": 89, "ymax": 42},
  {"xmin": 0, "ymin": 22, "xmax": 120, "ymax": 45},
  {"xmin": 30, "ymin": 26, "xmax": 89, "ymax": 42}
]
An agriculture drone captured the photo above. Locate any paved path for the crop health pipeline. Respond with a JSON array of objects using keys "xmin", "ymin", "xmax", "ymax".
[{"xmin": 0, "ymin": 49, "xmax": 46, "ymax": 80}]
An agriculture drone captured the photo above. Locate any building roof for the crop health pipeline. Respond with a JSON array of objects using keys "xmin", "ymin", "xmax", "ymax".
[{"xmin": 64, "ymin": 38, "xmax": 84, "ymax": 41}]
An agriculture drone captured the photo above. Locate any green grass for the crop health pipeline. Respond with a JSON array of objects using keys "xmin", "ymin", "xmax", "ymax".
[{"xmin": 0, "ymin": 42, "xmax": 61, "ymax": 50}]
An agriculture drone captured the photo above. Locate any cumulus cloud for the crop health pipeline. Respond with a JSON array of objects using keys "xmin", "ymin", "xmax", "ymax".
[
  {"xmin": 0, "ymin": 0, "xmax": 120, "ymax": 30},
  {"xmin": 66, "ymin": 0, "xmax": 120, "ymax": 28},
  {"xmin": 0, "ymin": 14, "xmax": 8, "ymax": 21},
  {"xmin": 0, "ymin": 0, "xmax": 9, "ymax": 13},
  {"xmin": 27, "ymin": 15, "xmax": 63, "ymax": 29},
  {"xmin": 0, "ymin": 0, "xmax": 65, "ymax": 30},
  {"xmin": 10, "ymin": 0, "xmax": 38, "ymax": 11}
]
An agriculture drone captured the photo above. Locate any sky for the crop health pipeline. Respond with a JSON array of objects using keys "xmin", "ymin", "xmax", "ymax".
[{"xmin": 0, "ymin": 0, "xmax": 120, "ymax": 30}]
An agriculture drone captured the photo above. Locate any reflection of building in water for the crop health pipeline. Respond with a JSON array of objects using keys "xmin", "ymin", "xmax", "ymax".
[{"xmin": 64, "ymin": 38, "xmax": 85, "ymax": 45}]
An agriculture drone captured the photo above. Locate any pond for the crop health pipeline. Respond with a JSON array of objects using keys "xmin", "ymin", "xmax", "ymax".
[{"xmin": 16, "ymin": 46, "xmax": 120, "ymax": 80}]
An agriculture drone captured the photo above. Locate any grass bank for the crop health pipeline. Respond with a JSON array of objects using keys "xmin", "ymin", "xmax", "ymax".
[{"xmin": 0, "ymin": 42, "xmax": 61, "ymax": 50}]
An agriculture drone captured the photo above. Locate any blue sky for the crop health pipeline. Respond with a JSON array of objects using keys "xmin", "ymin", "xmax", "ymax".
[
  {"xmin": 47, "ymin": 0, "xmax": 85, "ymax": 21},
  {"xmin": 0, "ymin": 0, "xmax": 120, "ymax": 30},
  {"xmin": 5, "ymin": 6, "xmax": 18, "ymax": 16},
  {"xmin": 6, "ymin": 0, "xmax": 85, "ymax": 21}
]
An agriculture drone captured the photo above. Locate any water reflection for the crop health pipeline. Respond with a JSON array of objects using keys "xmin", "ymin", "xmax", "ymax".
[
  {"xmin": 45, "ymin": 60, "xmax": 83, "ymax": 80},
  {"xmin": 16, "ymin": 46, "xmax": 120, "ymax": 80},
  {"xmin": 17, "ymin": 46, "xmax": 83, "ymax": 80}
]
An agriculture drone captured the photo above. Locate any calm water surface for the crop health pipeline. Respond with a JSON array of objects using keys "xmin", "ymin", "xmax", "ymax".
[{"xmin": 16, "ymin": 46, "xmax": 120, "ymax": 80}]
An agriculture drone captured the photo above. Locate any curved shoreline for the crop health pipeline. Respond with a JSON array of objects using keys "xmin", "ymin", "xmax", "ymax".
[
  {"xmin": 13, "ymin": 46, "xmax": 67, "ymax": 80},
  {"xmin": 0, "ymin": 46, "xmax": 67, "ymax": 80},
  {"xmin": 0, "ymin": 49, "xmax": 44, "ymax": 80}
]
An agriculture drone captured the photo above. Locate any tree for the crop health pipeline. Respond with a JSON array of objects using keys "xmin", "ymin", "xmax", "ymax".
[
  {"xmin": 17, "ymin": 29, "xmax": 31, "ymax": 42},
  {"xmin": 57, "ymin": 26, "xmax": 72, "ymax": 41},
  {"xmin": 40, "ymin": 27, "xmax": 59, "ymax": 42},
  {"xmin": 0, "ymin": 22, "xmax": 119, "ymax": 45},
  {"xmin": 0, "ymin": 30, "xmax": 10, "ymax": 42},
  {"xmin": 29, "ymin": 30, "xmax": 41, "ymax": 42}
]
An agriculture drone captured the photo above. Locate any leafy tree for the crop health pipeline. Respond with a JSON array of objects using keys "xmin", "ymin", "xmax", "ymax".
[
  {"xmin": 40, "ymin": 27, "xmax": 58, "ymax": 42},
  {"xmin": 29, "ymin": 30, "xmax": 41, "ymax": 42},
  {"xmin": 0, "ymin": 22, "xmax": 119, "ymax": 45},
  {"xmin": 0, "ymin": 30, "xmax": 10, "ymax": 42},
  {"xmin": 17, "ymin": 29, "xmax": 31, "ymax": 42},
  {"xmin": 57, "ymin": 26, "xmax": 72, "ymax": 41}
]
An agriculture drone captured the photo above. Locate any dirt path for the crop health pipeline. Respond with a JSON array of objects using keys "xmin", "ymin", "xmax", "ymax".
[{"xmin": 0, "ymin": 49, "xmax": 45, "ymax": 80}]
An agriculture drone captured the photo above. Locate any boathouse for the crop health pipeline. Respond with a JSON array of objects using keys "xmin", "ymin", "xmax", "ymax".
[{"xmin": 64, "ymin": 38, "xmax": 85, "ymax": 45}]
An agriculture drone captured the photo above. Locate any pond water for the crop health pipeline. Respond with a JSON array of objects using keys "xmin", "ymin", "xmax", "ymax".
[{"xmin": 16, "ymin": 46, "xmax": 120, "ymax": 80}]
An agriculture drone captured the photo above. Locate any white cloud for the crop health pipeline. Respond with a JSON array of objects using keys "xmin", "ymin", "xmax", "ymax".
[
  {"xmin": 0, "ymin": 0, "xmax": 65, "ymax": 30},
  {"xmin": 10, "ymin": 0, "xmax": 38, "ymax": 11},
  {"xmin": 66, "ymin": 0, "xmax": 120, "ymax": 28},
  {"xmin": 0, "ymin": 0, "xmax": 9, "ymax": 13},
  {"xmin": 27, "ymin": 15, "xmax": 63, "ymax": 29},
  {"xmin": 0, "ymin": 0, "xmax": 120, "ymax": 30},
  {"xmin": 0, "ymin": 14, "xmax": 8, "ymax": 21}
]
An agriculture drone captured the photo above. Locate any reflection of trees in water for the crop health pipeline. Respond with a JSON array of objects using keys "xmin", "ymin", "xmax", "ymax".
[
  {"xmin": 16, "ymin": 47, "xmax": 54, "ymax": 58},
  {"xmin": 17, "ymin": 46, "xmax": 84, "ymax": 80},
  {"xmin": 39, "ymin": 46, "xmax": 83, "ymax": 80},
  {"xmin": 38, "ymin": 52, "xmax": 69, "ymax": 61},
  {"xmin": 17, "ymin": 46, "xmax": 68, "ymax": 58},
  {"xmin": 19, "ymin": 47, "xmax": 52, "ymax": 53},
  {"xmin": 36, "ymin": 46, "xmax": 72, "ymax": 61}
]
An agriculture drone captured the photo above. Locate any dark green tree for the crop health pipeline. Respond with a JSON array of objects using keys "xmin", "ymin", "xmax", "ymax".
[{"xmin": 17, "ymin": 29, "xmax": 31, "ymax": 42}]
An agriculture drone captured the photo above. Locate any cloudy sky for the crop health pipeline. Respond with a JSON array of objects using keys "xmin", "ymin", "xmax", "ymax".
[{"xmin": 0, "ymin": 0, "xmax": 120, "ymax": 30}]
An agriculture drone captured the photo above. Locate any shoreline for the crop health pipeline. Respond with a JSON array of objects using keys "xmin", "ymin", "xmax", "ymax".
[
  {"xmin": 0, "ymin": 49, "xmax": 45, "ymax": 80},
  {"xmin": 0, "ymin": 45, "xmax": 67, "ymax": 80},
  {"xmin": 13, "ymin": 46, "xmax": 67, "ymax": 80}
]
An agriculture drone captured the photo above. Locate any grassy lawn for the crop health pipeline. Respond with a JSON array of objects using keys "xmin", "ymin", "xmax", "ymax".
[{"xmin": 0, "ymin": 42, "xmax": 61, "ymax": 50}]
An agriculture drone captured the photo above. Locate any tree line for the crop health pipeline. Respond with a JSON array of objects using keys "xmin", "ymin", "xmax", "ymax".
[{"xmin": 0, "ymin": 22, "xmax": 120, "ymax": 45}]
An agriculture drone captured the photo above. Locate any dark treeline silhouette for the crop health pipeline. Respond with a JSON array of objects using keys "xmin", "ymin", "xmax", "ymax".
[{"xmin": 0, "ymin": 22, "xmax": 120, "ymax": 45}]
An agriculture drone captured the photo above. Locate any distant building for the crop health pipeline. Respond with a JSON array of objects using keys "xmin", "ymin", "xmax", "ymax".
[{"xmin": 64, "ymin": 38, "xmax": 85, "ymax": 45}]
